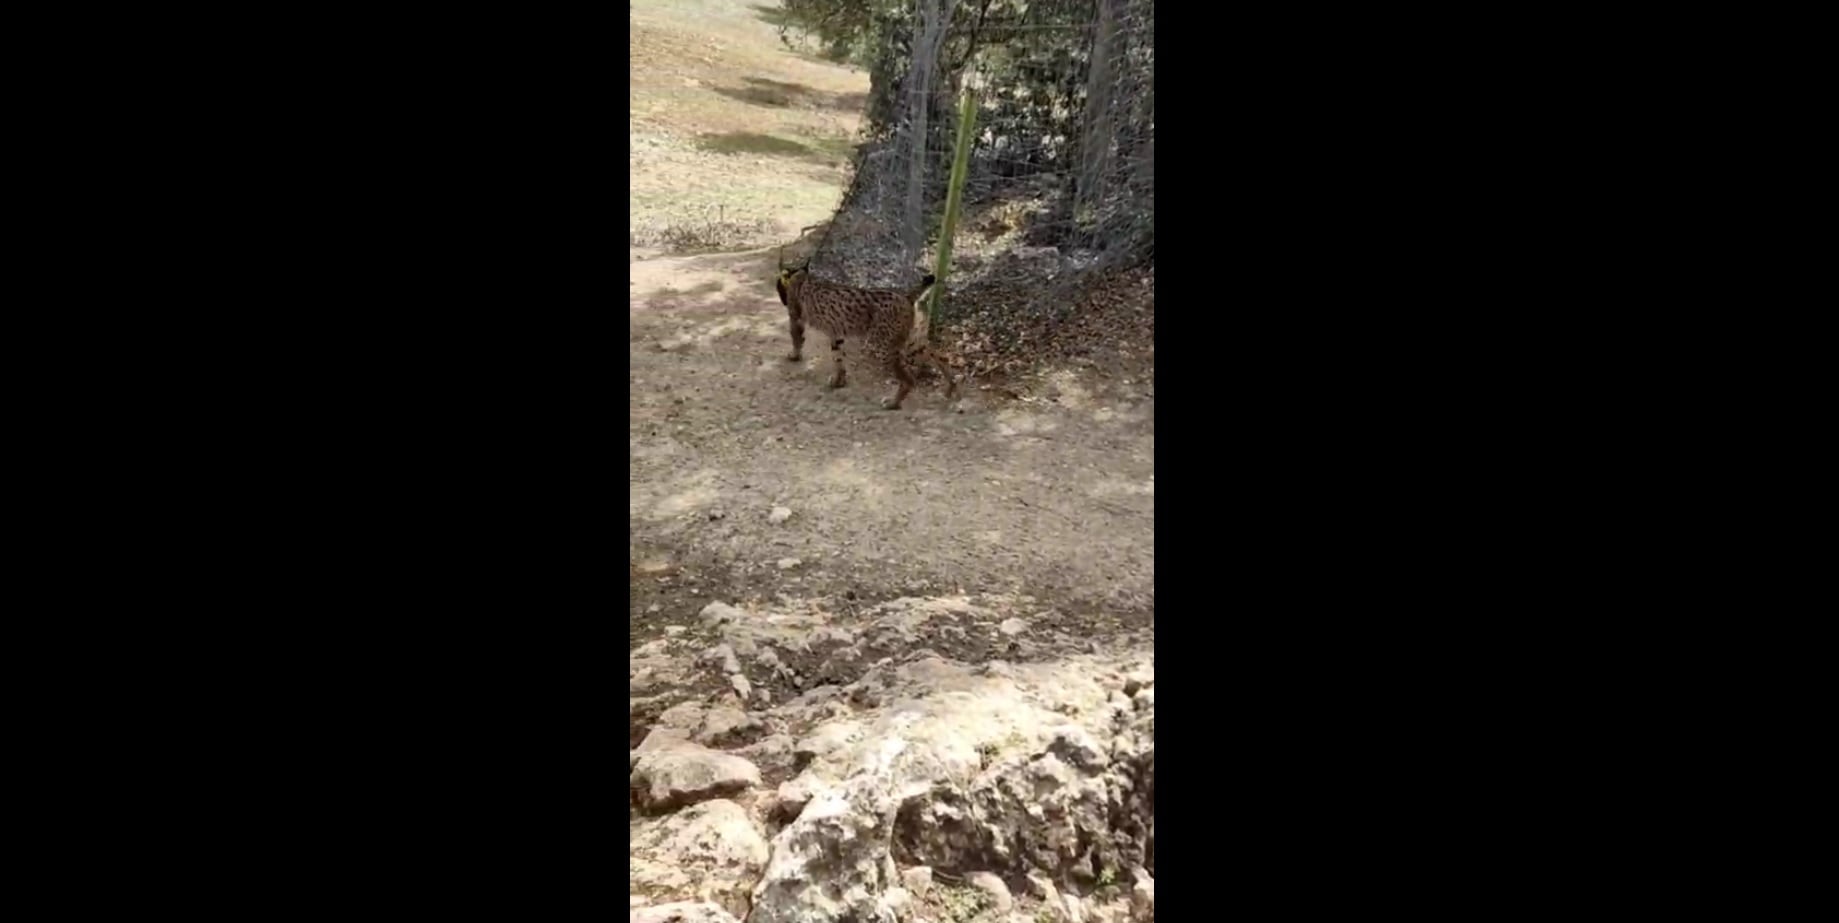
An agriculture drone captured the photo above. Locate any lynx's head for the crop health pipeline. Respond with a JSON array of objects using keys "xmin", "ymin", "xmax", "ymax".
[{"xmin": 775, "ymin": 246, "xmax": 809, "ymax": 308}]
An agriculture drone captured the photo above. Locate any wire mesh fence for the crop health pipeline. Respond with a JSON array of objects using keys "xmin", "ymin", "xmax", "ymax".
[{"xmin": 780, "ymin": 0, "xmax": 1154, "ymax": 355}]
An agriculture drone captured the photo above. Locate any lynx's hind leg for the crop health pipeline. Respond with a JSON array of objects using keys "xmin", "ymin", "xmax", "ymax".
[
  {"xmin": 828, "ymin": 338, "xmax": 847, "ymax": 389},
  {"xmin": 911, "ymin": 345, "xmax": 958, "ymax": 400},
  {"xmin": 881, "ymin": 351, "xmax": 915, "ymax": 409}
]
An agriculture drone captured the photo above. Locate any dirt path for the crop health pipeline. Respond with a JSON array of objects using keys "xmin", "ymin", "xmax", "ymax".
[{"xmin": 629, "ymin": 248, "xmax": 1156, "ymax": 632}]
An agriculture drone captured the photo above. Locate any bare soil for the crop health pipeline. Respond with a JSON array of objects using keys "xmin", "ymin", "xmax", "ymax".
[{"xmin": 629, "ymin": 248, "xmax": 1155, "ymax": 642}]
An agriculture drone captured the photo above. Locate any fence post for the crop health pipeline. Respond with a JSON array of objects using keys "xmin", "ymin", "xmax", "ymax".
[{"xmin": 925, "ymin": 89, "xmax": 978, "ymax": 325}]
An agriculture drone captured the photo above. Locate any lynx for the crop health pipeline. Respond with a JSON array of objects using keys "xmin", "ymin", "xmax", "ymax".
[{"xmin": 776, "ymin": 258, "xmax": 958, "ymax": 410}]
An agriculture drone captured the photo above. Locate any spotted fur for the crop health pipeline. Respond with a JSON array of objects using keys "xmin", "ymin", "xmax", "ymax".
[{"xmin": 776, "ymin": 268, "xmax": 958, "ymax": 410}]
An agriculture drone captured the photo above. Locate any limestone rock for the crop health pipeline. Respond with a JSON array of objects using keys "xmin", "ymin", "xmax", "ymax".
[
  {"xmin": 631, "ymin": 726, "xmax": 692, "ymax": 770},
  {"xmin": 967, "ymin": 872, "xmax": 1012, "ymax": 913},
  {"xmin": 699, "ymin": 602, "xmax": 746, "ymax": 627},
  {"xmin": 733, "ymin": 733, "xmax": 796, "ymax": 776},
  {"xmin": 704, "ymin": 644, "xmax": 743, "ymax": 675},
  {"xmin": 629, "ymin": 800, "xmax": 769, "ymax": 918},
  {"xmin": 1026, "ymin": 870, "xmax": 1060, "ymax": 902},
  {"xmin": 657, "ymin": 701, "xmax": 707, "ymax": 732},
  {"xmin": 901, "ymin": 865, "xmax": 933, "ymax": 898},
  {"xmin": 772, "ymin": 769, "xmax": 832, "ymax": 822},
  {"xmin": 793, "ymin": 720, "xmax": 859, "ymax": 765},
  {"xmin": 631, "ymin": 742, "xmax": 761, "ymax": 812},
  {"xmin": 1131, "ymin": 874, "xmax": 1154, "ymax": 921},
  {"xmin": 747, "ymin": 742, "xmax": 916, "ymax": 923},
  {"xmin": 876, "ymin": 887, "xmax": 912, "ymax": 918},
  {"xmin": 628, "ymin": 901, "xmax": 740, "ymax": 923},
  {"xmin": 695, "ymin": 706, "xmax": 764, "ymax": 747}
]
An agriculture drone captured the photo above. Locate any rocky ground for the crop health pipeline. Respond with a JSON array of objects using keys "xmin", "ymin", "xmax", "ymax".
[{"xmin": 631, "ymin": 595, "xmax": 1154, "ymax": 923}]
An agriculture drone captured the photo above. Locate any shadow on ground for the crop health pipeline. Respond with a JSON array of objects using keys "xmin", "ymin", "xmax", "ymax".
[
  {"xmin": 697, "ymin": 128, "xmax": 857, "ymax": 167},
  {"xmin": 713, "ymin": 76, "xmax": 870, "ymax": 114}
]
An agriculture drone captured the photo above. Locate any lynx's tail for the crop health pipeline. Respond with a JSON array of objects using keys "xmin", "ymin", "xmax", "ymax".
[{"xmin": 907, "ymin": 273, "xmax": 938, "ymax": 304}]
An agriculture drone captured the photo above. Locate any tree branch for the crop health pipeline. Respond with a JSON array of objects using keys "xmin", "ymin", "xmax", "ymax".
[{"xmin": 952, "ymin": 0, "xmax": 995, "ymax": 71}]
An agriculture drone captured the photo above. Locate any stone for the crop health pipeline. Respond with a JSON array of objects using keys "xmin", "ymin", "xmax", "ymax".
[
  {"xmin": 999, "ymin": 617, "xmax": 1029, "ymax": 636},
  {"xmin": 630, "ymin": 742, "xmax": 761, "ymax": 812},
  {"xmin": 695, "ymin": 706, "xmax": 764, "ymax": 747},
  {"xmin": 1045, "ymin": 725, "xmax": 1107, "ymax": 771},
  {"xmin": 1132, "ymin": 685, "xmax": 1154, "ymax": 710},
  {"xmin": 730, "ymin": 673, "xmax": 752, "ymax": 700},
  {"xmin": 699, "ymin": 601, "xmax": 746, "ymax": 627},
  {"xmin": 1121, "ymin": 667, "xmax": 1153, "ymax": 695},
  {"xmin": 901, "ymin": 865, "xmax": 933, "ymax": 898},
  {"xmin": 628, "ymin": 901, "xmax": 741, "ymax": 923},
  {"xmin": 656, "ymin": 701, "xmax": 707, "ymax": 732},
  {"xmin": 631, "ymin": 726, "xmax": 692, "ymax": 769},
  {"xmin": 632, "ymin": 724, "xmax": 691, "ymax": 753},
  {"xmin": 746, "ymin": 781, "xmax": 900, "ymax": 923},
  {"xmin": 721, "ymin": 631, "xmax": 759, "ymax": 657},
  {"xmin": 630, "ymin": 800, "xmax": 769, "ymax": 919},
  {"xmin": 768, "ymin": 506, "xmax": 792, "ymax": 524},
  {"xmin": 733, "ymin": 733, "xmax": 796, "ymax": 775},
  {"xmin": 777, "ymin": 557, "xmax": 802, "ymax": 570},
  {"xmin": 1130, "ymin": 875, "xmax": 1154, "ymax": 921},
  {"xmin": 704, "ymin": 643, "xmax": 743, "ymax": 675},
  {"xmin": 793, "ymin": 720, "xmax": 858, "ymax": 764},
  {"xmin": 1026, "ymin": 870, "xmax": 1059, "ymax": 901},
  {"xmin": 875, "ymin": 887, "xmax": 911, "ymax": 918},
  {"xmin": 967, "ymin": 872, "xmax": 1012, "ymax": 913},
  {"xmin": 772, "ymin": 770, "xmax": 831, "ymax": 822}
]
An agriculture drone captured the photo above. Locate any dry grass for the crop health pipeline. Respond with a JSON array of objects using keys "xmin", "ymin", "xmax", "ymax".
[{"xmin": 629, "ymin": 0, "xmax": 867, "ymax": 254}]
